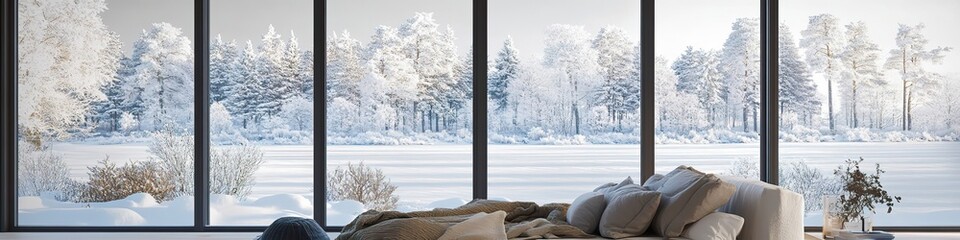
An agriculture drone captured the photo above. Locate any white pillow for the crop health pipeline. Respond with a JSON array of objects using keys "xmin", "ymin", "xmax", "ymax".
[
  {"xmin": 567, "ymin": 191, "xmax": 606, "ymax": 233},
  {"xmin": 439, "ymin": 211, "xmax": 508, "ymax": 240},
  {"xmin": 680, "ymin": 212, "xmax": 745, "ymax": 240}
]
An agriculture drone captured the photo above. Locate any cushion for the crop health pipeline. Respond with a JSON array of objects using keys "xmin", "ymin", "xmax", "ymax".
[
  {"xmin": 651, "ymin": 166, "xmax": 736, "ymax": 237},
  {"xmin": 642, "ymin": 174, "xmax": 666, "ymax": 191},
  {"xmin": 438, "ymin": 211, "xmax": 508, "ymax": 240},
  {"xmin": 598, "ymin": 190, "xmax": 661, "ymax": 239},
  {"xmin": 680, "ymin": 212, "xmax": 745, "ymax": 240},
  {"xmin": 594, "ymin": 176, "xmax": 634, "ymax": 193},
  {"xmin": 567, "ymin": 192, "xmax": 607, "ymax": 233}
]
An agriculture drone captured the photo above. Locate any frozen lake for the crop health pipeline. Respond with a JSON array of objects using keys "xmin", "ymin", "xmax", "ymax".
[{"xmin": 45, "ymin": 142, "xmax": 960, "ymax": 226}]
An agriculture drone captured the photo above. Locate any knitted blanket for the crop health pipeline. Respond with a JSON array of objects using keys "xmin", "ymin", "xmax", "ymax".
[{"xmin": 335, "ymin": 199, "xmax": 595, "ymax": 240}]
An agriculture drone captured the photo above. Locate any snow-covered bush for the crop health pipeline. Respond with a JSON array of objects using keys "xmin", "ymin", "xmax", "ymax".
[
  {"xmin": 280, "ymin": 96, "xmax": 313, "ymax": 131},
  {"xmin": 119, "ymin": 112, "xmax": 139, "ymax": 132},
  {"xmin": 148, "ymin": 131, "xmax": 194, "ymax": 196},
  {"xmin": 17, "ymin": 143, "xmax": 78, "ymax": 201},
  {"xmin": 327, "ymin": 162, "xmax": 398, "ymax": 211},
  {"xmin": 210, "ymin": 143, "xmax": 264, "ymax": 200},
  {"xmin": 79, "ymin": 159, "xmax": 176, "ymax": 203},
  {"xmin": 780, "ymin": 160, "xmax": 842, "ymax": 215}
]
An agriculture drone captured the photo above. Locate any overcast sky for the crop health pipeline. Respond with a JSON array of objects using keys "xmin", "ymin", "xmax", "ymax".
[
  {"xmin": 102, "ymin": 0, "xmax": 957, "ymax": 76},
  {"xmin": 102, "ymin": 0, "xmax": 314, "ymax": 55}
]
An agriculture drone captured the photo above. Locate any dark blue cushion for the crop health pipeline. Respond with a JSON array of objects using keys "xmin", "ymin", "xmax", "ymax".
[{"xmin": 258, "ymin": 217, "xmax": 330, "ymax": 240}]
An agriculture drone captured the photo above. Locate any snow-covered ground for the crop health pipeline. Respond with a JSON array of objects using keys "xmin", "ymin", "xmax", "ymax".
[{"xmin": 20, "ymin": 142, "xmax": 960, "ymax": 226}]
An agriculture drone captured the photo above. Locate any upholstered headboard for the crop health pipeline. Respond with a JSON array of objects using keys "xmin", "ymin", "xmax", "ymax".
[{"xmin": 718, "ymin": 177, "xmax": 805, "ymax": 240}]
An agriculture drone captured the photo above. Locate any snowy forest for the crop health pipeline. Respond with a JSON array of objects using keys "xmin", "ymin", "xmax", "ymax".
[
  {"xmin": 16, "ymin": 2, "xmax": 957, "ymax": 148},
  {"xmin": 324, "ymin": 14, "xmax": 958, "ymax": 145}
]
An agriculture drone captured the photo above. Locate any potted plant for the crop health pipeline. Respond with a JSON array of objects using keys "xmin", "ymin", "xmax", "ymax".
[{"xmin": 833, "ymin": 158, "xmax": 901, "ymax": 232}]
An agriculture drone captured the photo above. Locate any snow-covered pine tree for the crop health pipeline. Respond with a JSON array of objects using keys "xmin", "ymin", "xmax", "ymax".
[
  {"xmin": 210, "ymin": 35, "xmax": 241, "ymax": 103},
  {"xmin": 326, "ymin": 31, "xmax": 364, "ymax": 105},
  {"xmin": 278, "ymin": 31, "xmax": 305, "ymax": 101},
  {"xmin": 800, "ymin": 14, "xmax": 844, "ymax": 132},
  {"xmin": 90, "ymin": 57, "xmax": 135, "ymax": 133},
  {"xmin": 129, "ymin": 22, "xmax": 195, "ymax": 132},
  {"xmin": 779, "ymin": 23, "xmax": 820, "ymax": 128},
  {"xmin": 256, "ymin": 25, "xmax": 286, "ymax": 115},
  {"xmin": 228, "ymin": 41, "xmax": 265, "ymax": 129},
  {"xmin": 543, "ymin": 24, "xmax": 601, "ymax": 135},
  {"xmin": 721, "ymin": 18, "xmax": 761, "ymax": 132},
  {"xmin": 592, "ymin": 26, "xmax": 635, "ymax": 132},
  {"xmin": 840, "ymin": 21, "xmax": 884, "ymax": 129},
  {"xmin": 489, "ymin": 37, "xmax": 521, "ymax": 114},
  {"xmin": 883, "ymin": 23, "xmax": 952, "ymax": 131},
  {"xmin": 17, "ymin": 0, "xmax": 121, "ymax": 146},
  {"xmin": 673, "ymin": 47, "xmax": 704, "ymax": 95},
  {"xmin": 300, "ymin": 50, "xmax": 315, "ymax": 99}
]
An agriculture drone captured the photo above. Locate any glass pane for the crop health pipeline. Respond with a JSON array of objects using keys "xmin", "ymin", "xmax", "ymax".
[
  {"xmin": 655, "ymin": 0, "xmax": 760, "ymax": 176},
  {"xmin": 780, "ymin": 0, "xmax": 960, "ymax": 227},
  {"xmin": 325, "ymin": 0, "xmax": 473, "ymax": 226},
  {"xmin": 487, "ymin": 0, "xmax": 641, "ymax": 204},
  {"xmin": 17, "ymin": 0, "xmax": 195, "ymax": 226},
  {"xmin": 209, "ymin": 0, "xmax": 315, "ymax": 226}
]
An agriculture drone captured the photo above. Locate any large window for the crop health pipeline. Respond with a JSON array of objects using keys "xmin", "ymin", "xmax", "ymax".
[
  {"xmin": 487, "ymin": 0, "xmax": 641, "ymax": 204},
  {"xmin": 208, "ymin": 0, "xmax": 315, "ymax": 226},
  {"xmin": 16, "ymin": 0, "xmax": 195, "ymax": 226},
  {"xmin": 4, "ymin": 0, "xmax": 959, "ymax": 232},
  {"xmin": 779, "ymin": 0, "xmax": 960, "ymax": 227},
  {"xmin": 325, "ymin": 0, "xmax": 474, "ymax": 226},
  {"xmin": 654, "ymin": 0, "xmax": 761, "ymax": 175}
]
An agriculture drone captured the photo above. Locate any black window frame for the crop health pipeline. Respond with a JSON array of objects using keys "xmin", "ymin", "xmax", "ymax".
[{"xmin": 1, "ymin": 0, "xmax": 958, "ymax": 233}]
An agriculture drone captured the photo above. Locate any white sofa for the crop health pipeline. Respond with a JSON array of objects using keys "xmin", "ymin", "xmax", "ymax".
[{"xmin": 564, "ymin": 177, "xmax": 804, "ymax": 240}]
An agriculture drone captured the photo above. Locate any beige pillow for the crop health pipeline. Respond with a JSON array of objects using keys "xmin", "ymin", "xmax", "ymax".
[
  {"xmin": 681, "ymin": 212, "xmax": 745, "ymax": 240},
  {"xmin": 598, "ymin": 190, "xmax": 661, "ymax": 238},
  {"xmin": 651, "ymin": 166, "xmax": 736, "ymax": 237},
  {"xmin": 566, "ymin": 192, "xmax": 606, "ymax": 233},
  {"xmin": 642, "ymin": 174, "xmax": 666, "ymax": 190},
  {"xmin": 438, "ymin": 211, "xmax": 508, "ymax": 240}
]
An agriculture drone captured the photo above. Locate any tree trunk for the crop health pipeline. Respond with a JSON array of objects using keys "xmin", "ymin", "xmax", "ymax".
[
  {"xmin": 572, "ymin": 103, "xmax": 581, "ymax": 135},
  {"xmin": 827, "ymin": 77, "xmax": 835, "ymax": 133},
  {"xmin": 852, "ymin": 76, "xmax": 859, "ymax": 128}
]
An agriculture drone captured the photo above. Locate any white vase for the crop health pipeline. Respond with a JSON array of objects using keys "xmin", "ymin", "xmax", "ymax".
[{"xmin": 822, "ymin": 195, "xmax": 843, "ymax": 238}]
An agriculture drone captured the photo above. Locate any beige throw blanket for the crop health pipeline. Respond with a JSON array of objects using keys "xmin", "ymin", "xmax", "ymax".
[{"xmin": 336, "ymin": 199, "xmax": 595, "ymax": 240}]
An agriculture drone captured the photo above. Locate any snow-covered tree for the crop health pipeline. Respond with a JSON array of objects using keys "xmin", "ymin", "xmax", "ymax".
[
  {"xmin": 279, "ymin": 96, "xmax": 314, "ymax": 131},
  {"xmin": 17, "ymin": 0, "xmax": 121, "ymax": 146},
  {"xmin": 256, "ymin": 25, "xmax": 286, "ymax": 115},
  {"xmin": 883, "ymin": 23, "xmax": 952, "ymax": 131},
  {"xmin": 655, "ymin": 57, "xmax": 707, "ymax": 132},
  {"xmin": 592, "ymin": 26, "xmax": 636, "ymax": 132},
  {"xmin": 278, "ymin": 31, "xmax": 305, "ymax": 101},
  {"xmin": 780, "ymin": 24, "xmax": 821, "ymax": 127},
  {"xmin": 91, "ymin": 57, "xmax": 135, "ymax": 132},
  {"xmin": 721, "ymin": 18, "xmax": 761, "ymax": 132},
  {"xmin": 366, "ymin": 25, "xmax": 419, "ymax": 131},
  {"xmin": 543, "ymin": 24, "xmax": 601, "ymax": 135},
  {"xmin": 326, "ymin": 31, "xmax": 364, "ymax": 104},
  {"xmin": 800, "ymin": 14, "xmax": 844, "ymax": 132},
  {"xmin": 840, "ymin": 22, "xmax": 884, "ymax": 129},
  {"xmin": 489, "ymin": 37, "xmax": 521, "ymax": 113},
  {"xmin": 129, "ymin": 22, "xmax": 195, "ymax": 132},
  {"xmin": 210, "ymin": 35, "xmax": 241, "ymax": 103},
  {"xmin": 228, "ymin": 41, "xmax": 265, "ymax": 129},
  {"xmin": 399, "ymin": 13, "xmax": 461, "ymax": 133},
  {"xmin": 300, "ymin": 50, "xmax": 315, "ymax": 99},
  {"xmin": 673, "ymin": 47, "xmax": 724, "ymax": 126}
]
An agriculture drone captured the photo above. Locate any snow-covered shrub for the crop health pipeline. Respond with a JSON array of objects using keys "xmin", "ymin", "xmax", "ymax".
[
  {"xmin": 780, "ymin": 160, "xmax": 841, "ymax": 215},
  {"xmin": 148, "ymin": 131, "xmax": 194, "ymax": 196},
  {"xmin": 280, "ymin": 96, "xmax": 313, "ymax": 131},
  {"xmin": 17, "ymin": 143, "xmax": 78, "ymax": 201},
  {"xmin": 79, "ymin": 159, "xmax": 176, "ymax": 203},
  {"xmin": 327, "ymin": 162, "xmax": 399, "ymax": 211},
  {"xmin": 725, "ymin": 157, "xmax": 760, "ymax": 179},
  {"xmin": 210, "ymin": 143, "xmax": 264, "ymax": 200},
  {"xmin": 526, "ymin": 127, "xmax": 550, "ymax": 141},
  {"xmin": 328, "ymin": 97, "xmax": 359, "ymax": 134},
  {"xmin": 119, "ymin": 112, "xmax": 139, "ymax": 132}
]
